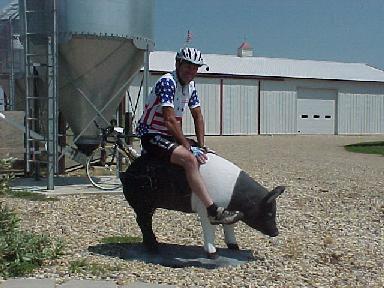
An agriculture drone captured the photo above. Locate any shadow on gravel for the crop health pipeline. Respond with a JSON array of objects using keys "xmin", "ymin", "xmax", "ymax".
[
  {"xmin": 11, "ymin": 176, "xmax": 92, "ymax": 187},
  {"xmin": 88, "ymin": 242, "xmax": 256, "ymax": 269}
]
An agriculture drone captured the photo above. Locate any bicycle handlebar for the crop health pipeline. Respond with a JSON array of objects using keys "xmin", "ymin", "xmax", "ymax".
[{"xmin": 93, "ymin": 121, "xmax": 137, "ymax": 140}]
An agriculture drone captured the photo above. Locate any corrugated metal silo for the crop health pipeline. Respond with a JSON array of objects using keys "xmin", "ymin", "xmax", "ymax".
[
  {"xmin": 18, "ymin": 0, "xmax": 154, "ymax": 151},
  {"xmin": 57, "ymin": 0, "xmax": 154, "ymax": 148}
]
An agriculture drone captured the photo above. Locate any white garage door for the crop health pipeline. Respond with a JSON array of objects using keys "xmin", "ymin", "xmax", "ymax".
[
  {"xmin": 222, "ymin": 79, "xmax": 259, "ymax": 135},
  {"xmin": 297, "ymin": 88, "xmax": 336, "ymax": 134}
]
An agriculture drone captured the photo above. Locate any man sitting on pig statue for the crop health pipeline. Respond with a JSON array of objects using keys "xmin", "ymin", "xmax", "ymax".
[
  {"xmin": 135, "ymin": 47, "xmax": 243, "ymax": 225},
  {"xmin": 122, "ymin": 48, "xmax": 285, "ymax": 257}
]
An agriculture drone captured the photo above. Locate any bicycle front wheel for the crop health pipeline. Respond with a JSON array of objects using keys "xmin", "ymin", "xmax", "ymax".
[{"xmin": 86, "ymin": 146, "xmax": 121, "ymax": 190}]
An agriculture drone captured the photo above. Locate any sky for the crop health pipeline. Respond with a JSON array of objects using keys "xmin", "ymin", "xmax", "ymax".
[{"xmin": 2, "ymin": 0, "xmax": 384, "ymax": 70}]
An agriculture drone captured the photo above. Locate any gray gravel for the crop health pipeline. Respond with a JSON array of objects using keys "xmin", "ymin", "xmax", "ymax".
[{"xmin": 1, "ymin": 135, "xmax": 383, "ymax": 287}]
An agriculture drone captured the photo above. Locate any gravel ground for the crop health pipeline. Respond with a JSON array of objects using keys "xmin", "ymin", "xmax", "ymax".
[{"xmin": 1, "ymin": 135, "xmax": 383, "ymax": 287}]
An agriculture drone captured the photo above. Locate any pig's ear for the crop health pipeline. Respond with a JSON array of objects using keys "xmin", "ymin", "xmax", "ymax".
[{"xmin": 264, "ymin": 186, "xmax": 285, "ymax": 204}]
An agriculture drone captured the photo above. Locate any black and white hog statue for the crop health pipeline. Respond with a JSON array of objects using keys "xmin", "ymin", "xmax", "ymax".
[{"xmin": 120, "ymin": 152, "xmax": 284, "ymax": 257}]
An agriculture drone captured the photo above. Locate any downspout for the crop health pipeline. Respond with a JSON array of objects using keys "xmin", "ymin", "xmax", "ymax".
[
  {"xmin": 220, "ymin": 79, "xmax": 223, "ymax": 135},
  {"xmin": 143, "ymin": 44, "xmax": 150, "ymax": 103},
  {"xmin": 258, "ymin": 80, "xmax": 261, "ymax": 135}
]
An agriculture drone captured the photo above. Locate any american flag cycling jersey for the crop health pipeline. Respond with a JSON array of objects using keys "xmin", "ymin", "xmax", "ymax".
[{"xmin": 136, "ymin": 71, "xmax": 201, "ymax": 136}]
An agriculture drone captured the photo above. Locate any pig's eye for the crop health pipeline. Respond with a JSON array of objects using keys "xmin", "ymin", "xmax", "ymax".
[{"xmin": 267, "ymin": 212, "xmax": 273, "ymax": 217}]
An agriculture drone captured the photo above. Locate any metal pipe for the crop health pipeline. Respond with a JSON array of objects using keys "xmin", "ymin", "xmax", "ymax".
[
  {"xmin": 47, "ymin": 0, "xmax": 59, "ymax": 188},
  {"xmin": 125, "ymin": 90, "xmax": 133, "ymax": 144},
  {"xmin": 47, "ymin": 36, "xmax": 54, "ymax": 189},
  {"xmin": 143, "ymin": 44, "xmax": 150, "ymax": 102},
  {"xmin": 53, "ymin": 0, "xmax": 58, "ymax": 174},
  {"xmin": 8, "ymin": 14, "xmax": 16, "ymax": 110}
]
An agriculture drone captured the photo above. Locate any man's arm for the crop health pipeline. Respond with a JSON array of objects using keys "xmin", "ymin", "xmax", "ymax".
[
  {"xmin": 190, "ymin": 106, "xmax": 205, "ymax": 148},
  {"xmin": 163, "ymin": 106, "xmax": 191, "ymax": 150}
]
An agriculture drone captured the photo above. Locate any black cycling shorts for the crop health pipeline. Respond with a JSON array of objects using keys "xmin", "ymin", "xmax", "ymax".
[{"xmin": 140, "ymin": 134, "xmax": 179, "ymax": 162}]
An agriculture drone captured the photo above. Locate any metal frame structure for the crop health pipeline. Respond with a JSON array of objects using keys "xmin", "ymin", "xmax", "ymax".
[
  {"xmin": 17, "ymin": 0, "xmax": 153, "ymax": 190},
  {"xmin": 22, "ymin": 0, "xmax": 58, "ymax": 189}
]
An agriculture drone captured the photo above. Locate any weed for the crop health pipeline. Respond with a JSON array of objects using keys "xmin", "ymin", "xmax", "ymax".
[
  {"xmin": 0, "ymin": 204, "xmax": 64, "ymax": 278},
  {"xmin": 69, "ymin": 258, "xmax": 89, "ymax": 274},
  {"xmin": 0, "ymin": 157, "xmax": 15, "ymax": 196}
]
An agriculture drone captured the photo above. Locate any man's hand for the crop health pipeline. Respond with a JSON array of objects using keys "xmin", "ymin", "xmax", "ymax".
[
  {"xmin": 190, "ymin": 146, "xmax": 208, "ymax": 164},
  {"xmin": 201, "ymin": 145, "xmax": 216, "ymax": 154}
]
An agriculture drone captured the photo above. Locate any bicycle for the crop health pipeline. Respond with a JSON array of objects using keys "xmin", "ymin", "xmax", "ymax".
[{"xmin": 86, "ymin": 121, "xmax": 140, "ymax": 190}]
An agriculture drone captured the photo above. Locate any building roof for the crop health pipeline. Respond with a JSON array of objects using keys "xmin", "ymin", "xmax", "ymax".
[
  {"xmin": 238, "ymin": 41, "xmax": 252, "ymax": 50},
  {"xmin": 149, "ymin": 51, "xmax": 384, "ymax": 83}
]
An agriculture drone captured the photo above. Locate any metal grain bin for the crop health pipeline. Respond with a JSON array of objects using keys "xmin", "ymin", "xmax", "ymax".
[{"xmin": 57, "ymin": 0, "xmax": 154, "ymax": 148}]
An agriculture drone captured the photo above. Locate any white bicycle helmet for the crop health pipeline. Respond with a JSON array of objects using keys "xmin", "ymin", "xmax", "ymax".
[{"xmin": 176, "ymin": 47, "xmax": 205, "ymax": 66}]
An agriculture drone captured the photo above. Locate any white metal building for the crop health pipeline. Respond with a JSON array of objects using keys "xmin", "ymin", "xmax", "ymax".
[
  {"xmin": 0, "ymin": 86, "xmax": 4, "ymax": 111},
  {"xmin": 128, "ymin": 50, "xmax": 384, "ymax": 135}
]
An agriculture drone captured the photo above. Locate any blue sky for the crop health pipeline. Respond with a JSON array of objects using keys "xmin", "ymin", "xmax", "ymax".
[
  {"xmin": 2, "ymin": 0, "xmax": 384, "ymax": 70},
  {"xmin": 154, "ymin": 0, "xmax": 384, "ymax": 70}
]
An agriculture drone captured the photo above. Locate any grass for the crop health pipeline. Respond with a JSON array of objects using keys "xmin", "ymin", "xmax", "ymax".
[
  {"xmin": 6, "ymin": 189, "xmax": 59, "ymax": 201},
  {"xmin": 344, "ymin": 141, "xmax": 384, "ymax": 156},
  {"xmin": 69, "ymin": 258, "xmax": 122, "ymax": 276}
]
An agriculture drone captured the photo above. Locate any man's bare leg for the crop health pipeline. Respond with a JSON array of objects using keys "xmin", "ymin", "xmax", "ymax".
[
  {"xmin": 170, "ymin": 146, "xmax": 243, "ymax": 225},
  {"xmin": 170, "ymin": 146, "xmax": 213, "ymax": 207}
]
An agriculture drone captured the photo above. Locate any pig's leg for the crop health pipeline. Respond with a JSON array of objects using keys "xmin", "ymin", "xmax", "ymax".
[
  {"xmin": 135, "ymin": 207, "xmax": 158, "ymax": 252},
  {"xmin": 223, "ymin": 224, "xmax": 239, "ymax": 250},
  {"xmin": 196, "ymin": 205, "xmax": 218, "ymax": 258}
]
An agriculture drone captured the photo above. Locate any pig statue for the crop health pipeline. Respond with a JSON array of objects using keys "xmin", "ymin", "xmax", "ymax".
[{"xmin": 120, "ymin": 151, "xmax": 284, "ymax": 258}]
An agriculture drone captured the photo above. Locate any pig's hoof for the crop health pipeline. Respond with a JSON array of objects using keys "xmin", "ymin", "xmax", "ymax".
[
  {"xmin": 207, "ymin": 252, "xmax": 218, "ymax": 259},
  {"xmin": 227, "ymin": 243, "xmax": 240, "ymax": 250}
]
